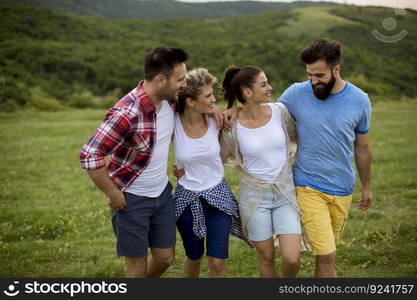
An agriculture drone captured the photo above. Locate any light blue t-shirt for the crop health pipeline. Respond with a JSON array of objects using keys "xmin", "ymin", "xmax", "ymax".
[{"xmin": 278, "ymin": 80, "xmax": 371, "ymax": 196}]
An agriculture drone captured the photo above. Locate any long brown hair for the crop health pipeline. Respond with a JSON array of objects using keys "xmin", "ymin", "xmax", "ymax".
[{"xmin": 222, "ymin": 66, "xmax": 262, "ymax": 109}]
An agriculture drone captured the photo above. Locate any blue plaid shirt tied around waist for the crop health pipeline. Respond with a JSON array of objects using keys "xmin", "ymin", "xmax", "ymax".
[{"xmin": 174, "ymin": 178, "xmax": 251, "ymax": 247}]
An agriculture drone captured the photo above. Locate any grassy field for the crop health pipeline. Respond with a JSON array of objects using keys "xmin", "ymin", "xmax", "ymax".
[
  {"xmin": 277, "ymin": 7, "xmax": 359, "ymax": 38},
  {"xmin": 0, "ymin": 100, "xmax": 416, "ymax": 278}
]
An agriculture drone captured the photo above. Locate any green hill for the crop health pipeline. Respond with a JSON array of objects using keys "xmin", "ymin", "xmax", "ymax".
[
  {"xmin": 0, "ymin": 4, "xmax": 416, "ymax": 111},
  {"xmin": 0, "ymin": 0, "xmax": 339, "ymax": 19}
]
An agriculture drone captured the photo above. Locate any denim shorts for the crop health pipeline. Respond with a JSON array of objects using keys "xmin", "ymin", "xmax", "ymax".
[
  {"xmin": 246, "ymin": 190, "xmax": 301, "ymax": 242},
  {"xmin": 176, "ymin": 198, "xmax": 232, "ymax": 260},
  {"xmin": 111, "ymin": 182, "xmax": 176, "ymax": 257}
]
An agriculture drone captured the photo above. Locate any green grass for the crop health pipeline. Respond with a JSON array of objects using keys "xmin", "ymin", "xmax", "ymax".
[
  {"xmin": 277, "ymin": 7, "xmax": 359, "ymax": 37},
  {"xmin": 0, "ymin": 100, "xmax": 416, "ymax": 277}
]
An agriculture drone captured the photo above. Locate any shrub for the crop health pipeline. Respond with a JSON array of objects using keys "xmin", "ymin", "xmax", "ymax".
[
  {"xmin": 0, "ymin": 99, "xmax": 20, "ymax": 112},
  {"xmin": 67, "ymin": 91, "xmax": 97, "ymax": 108},
  {"xmin": 25, "ymin": 87, "xmax": 65, "ymax": 111},
  {"xmin": 346, "ymin": 73, "xmax": 391, "ymax": 98},
  {"xmin": 0, "ymin": 77, "xmax": 31, "ymax": 112},
  {"xmin": 26, "ymin": 97, "xmax": 65, "ymax": 112},
  {"xmin": 95, "ymin": 96, "xmax": 117, "ymax": 109},
  {"xmin": 95, "ymin": 88, "xmax": 121, "ymax": 109}
]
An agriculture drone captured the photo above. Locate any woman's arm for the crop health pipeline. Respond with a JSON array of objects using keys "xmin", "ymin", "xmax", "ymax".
[{"xmin": 219, "ymin": 130, "xmax": 235, "ymax": 165}]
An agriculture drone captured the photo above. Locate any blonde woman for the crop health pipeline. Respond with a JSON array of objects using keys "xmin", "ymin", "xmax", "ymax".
[{"xmin": 172, "ymin": 68, "xmax": 246, "ymax": 278}]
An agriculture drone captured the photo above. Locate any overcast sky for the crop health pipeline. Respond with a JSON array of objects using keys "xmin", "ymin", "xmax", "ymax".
[{"xmin": 178, "ymin": 0, "xmax": 417, "ymax": 10}]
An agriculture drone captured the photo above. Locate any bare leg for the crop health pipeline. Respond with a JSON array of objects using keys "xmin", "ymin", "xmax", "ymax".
[
  {"xmin": 253, "ymin": 238, "xmax": 276, "ymax": 278},
  {"xmin": 184, "ymin": 256, "xmax": 202, "ymax": 278},
  {"xmin": 146, "ymin": 247, "xmax": 175, "ymax": 278},
  {"xmin": 315, "ymin": 252, "xmax": 337, "ymax": 278},
  {"xmin": 125, "ymin": 256, "xmax": 147, "ymax": 278},
  {"xmin": 277, "ymin": 234, "xmax": 301, "ymax": 277},
  {"xmin": 207, "ymin": 256, "xmax": 227, "ymax": 278}
]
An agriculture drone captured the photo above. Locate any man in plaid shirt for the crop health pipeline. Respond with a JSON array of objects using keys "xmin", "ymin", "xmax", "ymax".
[{"xmin": 80, "ymin": 47, "xmax": 188, "ymax": 277}]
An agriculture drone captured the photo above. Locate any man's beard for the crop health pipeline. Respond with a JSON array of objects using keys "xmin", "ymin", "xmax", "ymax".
[
  {"xmin": 312, "ymin": 74, "xmax": 336, "ymax": 100},
  {"xmin": 158, "ymin": 87, "xmax": 178, "ymax": 102}
]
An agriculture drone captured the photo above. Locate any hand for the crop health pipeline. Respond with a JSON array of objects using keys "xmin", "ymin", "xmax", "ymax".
[
  {"xmin": 222, "ymin": 106, "xmax": 238, "ymax": 132},
  {"xmin": 357, "ymin": 187, "xmax": 372, "ymax": 210},
  {"xmin": 209, "ymin": 105, "xmax": 224, "ymax": 130},
  {"xmin": 173, "ymin": 164, "xmax": 185, "ymax": 180},
  {"xmin": 107, "ymin": 188, "xmax": 126, "ymax": 211}
]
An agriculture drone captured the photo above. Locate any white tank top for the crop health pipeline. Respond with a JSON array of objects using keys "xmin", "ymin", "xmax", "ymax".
[
  {"xmin": 173, "ymin": 114, "xmax": 224, "ymax": 192},
  {"xmin": 125, "ymin": 100, "xmax": 174, "ymax": 197},
  {"xmin": 236, "ymin": 103, "xmax": 287, "ymax": 183}
]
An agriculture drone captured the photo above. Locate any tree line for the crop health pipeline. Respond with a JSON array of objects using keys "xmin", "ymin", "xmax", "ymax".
[{"xmin": 0, "ymin": 4, "xmax": 416, "ymax": 111}]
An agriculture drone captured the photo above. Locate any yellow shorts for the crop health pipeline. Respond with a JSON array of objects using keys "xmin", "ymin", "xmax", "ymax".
[{"xmin": 296, "ymin": 186, "xmax": 352, "ymax": 256}]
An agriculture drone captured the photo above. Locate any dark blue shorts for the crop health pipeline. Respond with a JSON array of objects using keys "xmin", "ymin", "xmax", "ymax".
[
  {"xmin": 176, "ymin": 198, "xmax": 232, "ymax": 260},
  {"xmin": 112, "ymin": 182, "xmax": 176, "ymax": 257}
]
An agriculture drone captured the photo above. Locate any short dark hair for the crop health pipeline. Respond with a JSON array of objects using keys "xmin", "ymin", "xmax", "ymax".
[
  {"xmin": 300, "ymin": 38, "xmax": 342, "ymax": 67},
  {"xmin": 144, "ymin": 46, "xmax": 189, "ymax": 80}
]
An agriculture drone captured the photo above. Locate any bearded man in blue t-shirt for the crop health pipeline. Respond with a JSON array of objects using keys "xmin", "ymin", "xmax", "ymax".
[{"xmin": 278, "ymin": 38, "xmax": 373, "ymax": 278}]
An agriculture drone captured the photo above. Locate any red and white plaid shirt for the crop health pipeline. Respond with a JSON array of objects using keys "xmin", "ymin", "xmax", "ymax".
[{"xmin": 80, "ymin": 81, "xmax": 174, "ymax": 191}]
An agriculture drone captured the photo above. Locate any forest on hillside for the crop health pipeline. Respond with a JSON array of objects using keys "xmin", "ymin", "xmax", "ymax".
[
  {"xmin": 0, "ymin": 0, "xmax": 339, "ymax": 19},
  {"xmin": 0, "ymin": 3, "xmax": 416, "ymax": 111}
]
